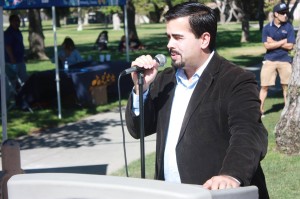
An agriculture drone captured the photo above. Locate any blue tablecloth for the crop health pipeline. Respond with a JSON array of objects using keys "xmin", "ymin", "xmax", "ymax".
[
  {"xmin": 69, "ymin": 61, "xmax": 132, "ymax": 105},
  {"xmin": 16, "ymin": 61, "xmax": 133, "ymax": 108}
]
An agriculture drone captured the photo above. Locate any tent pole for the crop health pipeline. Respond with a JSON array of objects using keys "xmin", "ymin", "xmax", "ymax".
[
  {"xmin": 124, "ymin": 4, "xmax": 130, "ymax": 62},
  {"xmin": 52, "ymin": 6, "xmax": 62, "ymax": 119},
  {"xmin": 0, "ymin": 6, "xmax": 8, "ymax": 142}
]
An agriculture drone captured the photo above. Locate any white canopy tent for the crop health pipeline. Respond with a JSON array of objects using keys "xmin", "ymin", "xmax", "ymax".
[{"xmin": 1, "ymin": 0, "xmax": 128, "ymax": 142}]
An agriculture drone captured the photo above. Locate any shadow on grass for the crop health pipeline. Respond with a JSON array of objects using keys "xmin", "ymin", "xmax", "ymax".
[
  {"xmin": 6, "ymin": 96, "xmax": 126, "ymax": 139},
  {"xmin": 263, "ymin": 90, "xmax": 284, "ymax": 116},
  {"xmin": 216, "ymin": 29, "xmax": 262, "ymax": 48},
  {"xmin": 233, "ymin": 55, "xmax": 263, "ymax": 67},
  {"xmin": 264, "ymin": 102, "xmax": 284, "ymax": 116},
  {"xmin": 16, "ymin": 115, "xmax": 122, "ymax": 150}
]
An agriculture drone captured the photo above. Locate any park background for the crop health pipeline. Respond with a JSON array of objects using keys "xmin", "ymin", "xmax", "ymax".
[{"xmin": 1, "ymin": 1, "xmax": 300, "ymax": 199}]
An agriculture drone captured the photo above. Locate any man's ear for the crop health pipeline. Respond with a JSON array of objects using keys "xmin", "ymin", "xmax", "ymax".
[{"xmin": 200, "ymin": 32, "xmax": 211, "ymax": 49}]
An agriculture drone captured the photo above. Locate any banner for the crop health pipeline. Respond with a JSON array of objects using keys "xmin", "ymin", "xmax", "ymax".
[{"xmin": 1, "ymin": 0, "xmax": 126, "ymax": 9}]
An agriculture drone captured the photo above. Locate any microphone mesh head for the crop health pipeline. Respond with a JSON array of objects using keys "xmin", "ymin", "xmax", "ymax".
[{"xmin": 155, "ymin": 54, "xmax": 167, "ymax": 67}]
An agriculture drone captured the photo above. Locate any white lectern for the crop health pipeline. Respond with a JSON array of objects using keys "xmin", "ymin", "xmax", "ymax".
[{"xmin": 7, "ymin": 173, "xmax": 258, "ymax": 199}]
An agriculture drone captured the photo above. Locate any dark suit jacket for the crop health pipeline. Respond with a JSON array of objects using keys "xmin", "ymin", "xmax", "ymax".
[{"xmin": 125, "ymin": 53, "xmax": 269, "ymax": 198}]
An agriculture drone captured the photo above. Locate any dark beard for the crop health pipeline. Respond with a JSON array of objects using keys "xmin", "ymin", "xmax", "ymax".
[
  {"xmin": 171, "ymin": 59, "xmax": 185, "ymax": 69},
  {"xmin": 169, "ymin": 49, "xmax": 184, "ymax": 69}
]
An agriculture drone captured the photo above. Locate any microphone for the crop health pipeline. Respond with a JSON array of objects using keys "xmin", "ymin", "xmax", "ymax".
[{"xmin": 122, "ymin": 54, "xmax": 167, "ymax": 75}]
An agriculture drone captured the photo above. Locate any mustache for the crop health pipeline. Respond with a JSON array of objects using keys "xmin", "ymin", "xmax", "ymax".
[{"xmin": 169, "ymin": 49, "xmax": 181, "ymax": 56}]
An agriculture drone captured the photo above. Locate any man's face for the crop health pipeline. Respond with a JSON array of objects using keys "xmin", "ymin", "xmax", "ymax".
[
  {"xmin": 166, "ymin": 16, "xmax": 203, "ymax": 70},
  {"xmin": 275, "ymin": 10, "xmax": 288, "ymax": 23},
  {"xmin": 11, "ymin": 16, "xmax": 21, "ymax": 30}
]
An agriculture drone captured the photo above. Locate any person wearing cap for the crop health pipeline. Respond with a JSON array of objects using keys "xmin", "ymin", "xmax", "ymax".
[{"xmin": 259, "ymin": 3, "xmax": 295, "ymax": 116}]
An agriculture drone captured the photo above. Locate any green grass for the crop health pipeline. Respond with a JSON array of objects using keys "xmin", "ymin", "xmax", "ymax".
[{"xmin": 2, "ymin": 21, "xmax": 299, "ymax": 198}]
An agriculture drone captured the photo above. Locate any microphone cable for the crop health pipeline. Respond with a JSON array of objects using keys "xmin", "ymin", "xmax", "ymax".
[
  {"xmin": 116, "ymin": 55, "xmax": 166, "ymax": 178},
  {"xmin": 117, "ymin": 72, "xmax": 129, "ymax": 177}
]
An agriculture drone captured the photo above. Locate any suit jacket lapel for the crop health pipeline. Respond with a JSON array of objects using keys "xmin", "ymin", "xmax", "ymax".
[{"xmin": 177, "ymin": 53, "xmax": 221, "ymax": 143}]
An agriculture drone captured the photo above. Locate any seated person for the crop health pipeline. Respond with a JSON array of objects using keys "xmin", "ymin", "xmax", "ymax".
[
  {"xmin": 94, "ymin": 30, "xmax": 108, "ymax": 51},
  {"xmin": 58, "ymin": 37, "xmax": 83, "ymax": 68},
  {"xmin": 118, "ymin": 32, "xmax": 145, "ymax": 53},
  {"xmin": 118, "ymin": 35, "xmax": 126, "ymax": 52},
  {"xmin": 128, "ymin": 32, "xmax": 145, "ymax": 51}
]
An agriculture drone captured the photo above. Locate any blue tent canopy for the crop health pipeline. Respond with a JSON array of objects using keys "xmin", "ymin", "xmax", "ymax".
[{"xmin": 1, "ymin": 0, "xmax": 126, "ymax": 9}]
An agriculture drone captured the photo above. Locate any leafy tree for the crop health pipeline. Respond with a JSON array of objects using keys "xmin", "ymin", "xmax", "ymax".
[
  {"xmin": 127, "ymin": 0, "xmax": 260, "ymax": 44},
  {"xmin": 131, "ymin": 0, "xmax": 165, "ymax": 23},
  {"xmin": 96, "ymin": 6, "xmax": 122, "ymax": 27},
  {"xmin": 131, "ymin": 0, "xmax": 213, "ymax": 23},
  {"xmin": 214, "ymin": 0, "xmax": 260, "ymax": 42}
]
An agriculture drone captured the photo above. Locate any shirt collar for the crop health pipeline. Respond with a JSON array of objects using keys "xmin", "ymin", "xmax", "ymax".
[
  {"xmin": 271, "ymin": 20, "xmax": 286, "ymax": 28},
  {"xmin": 176, "ymin": 51, "xmax": 215, "ymax": 87}
]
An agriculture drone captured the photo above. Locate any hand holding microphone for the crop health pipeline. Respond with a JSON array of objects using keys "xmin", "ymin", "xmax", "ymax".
[
  {"xmin": 122, "ymin": 54, "xmax": 166, "ymax": 94},
  {"xmin": 123, "ymin": 54, "xmax": 166, "ymax": 74}
]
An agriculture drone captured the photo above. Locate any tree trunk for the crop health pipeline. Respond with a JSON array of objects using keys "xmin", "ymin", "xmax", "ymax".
[
  {"xmin": 258, "ymin": 0, "xmax": 265, "ymax": 32},
  {"xmin": 126, "ymin": 0, "xmax": 138, "ymax": 40},
  {"xmin": 240, "ymin": 18, "xmax": 249, "ymax": 42},
  {"xmin": 215, "ymin": 0, "xmax": 228, "ymax": 24},
  {"xmin": 227, "ymin": 3, "xmax": 242, "ymax": 23},
  {"xmin": 289, "ymin": 0, "xmax": 299, "ymax": 22},
  {"xmin": 226, "ymin": 7, "xmax": 234, "ymax": 23},
  {"xmin": 152, "ymin": 3, "xmax": 163, "ymax": 23},
  {"xmin": 28, "ymin": 9, "xmax": 48, "ymax": 60},
  {"xmin": 55, "ymin": 8, "xmax": 61, "ymax": 28},
  {"xmin": 234, "ymin": 0, "xmax": 249, "ymax": 42},
  {"xmin": 164, "ymin": 0, "xmax": 172, "ymax": 9},
  {"xmin": 275, "ymin": 27, "xmax": 300, "ymax": 155},
  {"xmin": 77, "ymin": 7, "xmax": 83, "ymax": 31}
]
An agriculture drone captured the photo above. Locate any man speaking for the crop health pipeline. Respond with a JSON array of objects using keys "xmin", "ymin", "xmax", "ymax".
[{"xmin": 125, "ymin": 2, "xmax": 269, "ymax": 199}]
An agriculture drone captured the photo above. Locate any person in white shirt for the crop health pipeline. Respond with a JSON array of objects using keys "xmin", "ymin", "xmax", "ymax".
[{"xmin": 58, "ymin": 37, "xmax": 83, "ymax": 67}]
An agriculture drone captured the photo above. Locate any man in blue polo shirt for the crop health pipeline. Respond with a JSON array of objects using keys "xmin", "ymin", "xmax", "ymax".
[{"xmin": 259, "ymin": 3, "xmax": 295, "ymax": 116}]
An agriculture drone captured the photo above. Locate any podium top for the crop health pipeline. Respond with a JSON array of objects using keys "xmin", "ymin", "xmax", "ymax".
[{"xmin": 8, "ymin": 173, "xmax": 258, "ymax": 199}]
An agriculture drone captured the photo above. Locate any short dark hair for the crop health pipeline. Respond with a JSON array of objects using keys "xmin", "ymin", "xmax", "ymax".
[
  {"xmin": 164, "ymin": 2, "xmax": 217, "ymax": 51},
  {"xmin": 9, "ymin": 14, "xmax": 20, "ymax": 23},
  {"xmin": 62, "ymin": 37, "xmax": 76, "ymax": 50}
]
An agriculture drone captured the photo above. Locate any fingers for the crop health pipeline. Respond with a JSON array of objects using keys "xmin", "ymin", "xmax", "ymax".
[
  {"xmin": 203, "ymin": 175, "xmax": 240, "ymax": 190},
  {"xmin": 131, "ymin": 55, "xmax": 156, "ymax": 70},
  {"xmin": 130, "ymin": 55, "xmax": 159, "ymax": 93},
  {"xmin": 203, "ymin": 179, "xmax": 212, "ymax": 189}
]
